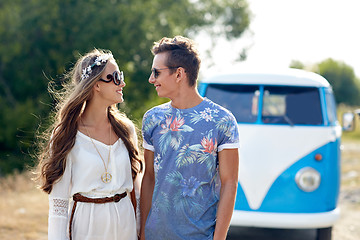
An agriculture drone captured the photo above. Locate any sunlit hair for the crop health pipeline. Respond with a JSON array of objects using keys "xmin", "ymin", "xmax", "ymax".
[
  {"xmin": 36, "ymin": 48, "xmax": 142, "ymax": 194},
  {"xmin": 152, "ymin": 36, "xmax": 201, "ymax": 87}
]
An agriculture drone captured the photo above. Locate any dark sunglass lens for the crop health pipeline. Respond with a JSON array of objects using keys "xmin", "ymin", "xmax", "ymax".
[
  {"xmin": 154, "ymin": 69, "xmax": 160, "ymax": 78},
  {"xmin": 113, "ymin": 72, "xmax": 121, "ymax": 85},
  {"xmin": 120, "ymin": 71, "xmax": 124, "ymax": 84}
]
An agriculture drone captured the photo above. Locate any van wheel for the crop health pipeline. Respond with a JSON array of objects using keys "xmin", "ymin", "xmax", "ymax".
[{"xmin": 316, "ymin": 227, "xmax": 332, "ymax": 240}]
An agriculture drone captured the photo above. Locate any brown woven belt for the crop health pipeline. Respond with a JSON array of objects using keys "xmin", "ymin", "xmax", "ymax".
[{"xmin": 69, "ymin": 192, "xmax": 127, "ymax": 240}]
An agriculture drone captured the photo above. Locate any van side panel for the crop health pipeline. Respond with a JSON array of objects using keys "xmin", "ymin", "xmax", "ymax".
[
  {"xmin": 198, "ymin": 82, "xmax": 207, "ymax": 96},
  {"xmin": 234, "ymin": 139, "xmax": 340, "ymax": 213},
  {"xmin": 324, "ymin": 138, "xmax": 341, "ymax": 208}
]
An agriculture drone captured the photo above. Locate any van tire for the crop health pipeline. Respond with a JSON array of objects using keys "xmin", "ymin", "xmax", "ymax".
[{"xmin": 316, "ymin": 227, "xmax": 332, "ymax": 240}]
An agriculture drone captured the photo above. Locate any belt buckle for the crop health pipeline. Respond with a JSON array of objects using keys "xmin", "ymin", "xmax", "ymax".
[{"xmin": 113, "ymin": 194, "xmax": 121, "ymax": 202}]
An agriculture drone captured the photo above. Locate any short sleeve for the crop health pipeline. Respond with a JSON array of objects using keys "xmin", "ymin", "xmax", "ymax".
[
  {"xmin": 141, "ymin": 110, "xmax": 155, "ymax": 152},
  {"xmin": 217, "ymin": 111, "xmax": 240, "ymax": 152}
]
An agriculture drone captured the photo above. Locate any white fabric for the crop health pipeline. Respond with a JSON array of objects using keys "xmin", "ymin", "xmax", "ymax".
[{"xmin": 48, "ymin": 129, "xmax": 138, "ymax": 240}]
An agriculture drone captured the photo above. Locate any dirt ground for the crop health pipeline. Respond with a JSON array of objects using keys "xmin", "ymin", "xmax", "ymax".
[
  {"xmin": 0, "ymin": 141, "xmax": 359, "ymax": 240},
  {"xmin": 332, "ymin": 141, "xmax": 360, "ymax": 240}
]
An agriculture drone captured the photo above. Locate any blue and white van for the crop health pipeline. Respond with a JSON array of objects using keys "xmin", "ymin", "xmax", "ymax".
[{"xmin": 199, "ymin": 69, "xmax": 341, "ymax": 239}]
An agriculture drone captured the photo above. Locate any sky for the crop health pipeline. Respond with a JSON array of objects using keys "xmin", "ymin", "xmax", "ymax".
[{"xmin": 198, "ymin": 0, "xmax": 360, "ymax": 79}]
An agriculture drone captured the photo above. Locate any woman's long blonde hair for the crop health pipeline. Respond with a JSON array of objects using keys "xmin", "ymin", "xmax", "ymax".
[{"xmin": 36, "ymin": 49, "xmax": 142, "ymax": 194}]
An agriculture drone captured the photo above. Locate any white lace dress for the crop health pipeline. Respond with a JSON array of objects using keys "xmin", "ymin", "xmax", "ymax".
[{"xmin": 48, "ymin": 130, "xmax": 140, "ymax": 240}]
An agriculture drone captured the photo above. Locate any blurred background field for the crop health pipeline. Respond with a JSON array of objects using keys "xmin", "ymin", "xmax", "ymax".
[
  {"xmin": 0, "ymin": 125, "xmax": 359, "ymax": 240},
  {"xmin": 0, "ymin": 172, "xmax": 48, "ymax": 240}
]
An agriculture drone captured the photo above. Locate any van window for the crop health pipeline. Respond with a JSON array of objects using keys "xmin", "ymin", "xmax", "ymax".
[
  {"xmin": 263, "ymin": 90, "xmax": 286, "ymax": 116},
  {"xmin": 325, "ymin": 88, "xmax": 337, "ymax": 124},
  {"xmin": 262, "ymin": 86, "xmax": 323, "ymax": 125},
  {"xmin": 205, "ymin": 84, "xmax": 259, "ymax": 123}
]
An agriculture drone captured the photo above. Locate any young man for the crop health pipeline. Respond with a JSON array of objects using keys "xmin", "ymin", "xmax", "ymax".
[{"xmin": 140, "ymin": 36, "xmax": 240, "ymax": 240}]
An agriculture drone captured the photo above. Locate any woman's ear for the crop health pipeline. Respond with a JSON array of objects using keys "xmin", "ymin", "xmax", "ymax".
[{"xmin": 93, "ymin": 82, "xmax": 101, "ymax": 92}]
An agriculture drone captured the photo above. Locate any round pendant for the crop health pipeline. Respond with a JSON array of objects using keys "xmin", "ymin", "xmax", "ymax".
[{"xmin": 101, "ymin": 172, "xmax": 112, "ymax": 183}]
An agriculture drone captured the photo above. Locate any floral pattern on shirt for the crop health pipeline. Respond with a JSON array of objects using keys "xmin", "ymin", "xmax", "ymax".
[{"xmin": 142, "ymin": 98, "xmax": 240, "ymax": 240}]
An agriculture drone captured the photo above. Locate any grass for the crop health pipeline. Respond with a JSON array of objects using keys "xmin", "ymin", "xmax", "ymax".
[
  {"xmin": 341, "ymin": 139, "xmax": 360, "ymax": 194},
  {"xmin": 339, "ymin": 104, "xmax": 360, "ymax": 195},
  {"xmin": 0, "ymin": 172, "xmax": 48, "ymax": 240}
]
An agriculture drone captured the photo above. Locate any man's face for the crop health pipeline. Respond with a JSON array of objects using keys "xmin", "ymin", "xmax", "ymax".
[{"xmin": 149, "ymin": 52, "xmax": 178, "ymax": 98}]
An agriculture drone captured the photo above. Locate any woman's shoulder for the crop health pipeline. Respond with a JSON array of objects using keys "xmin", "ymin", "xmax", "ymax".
[
  {"xmin": 126, "ymin": 120, "xmax": 136, "ymax": 135},
  {"xmin": 117, "ymin": 117, "xmax": 138, "ymax": 140}
]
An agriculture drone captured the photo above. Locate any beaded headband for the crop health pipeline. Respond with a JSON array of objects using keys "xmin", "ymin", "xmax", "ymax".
[{"xmin": 81, "ymin": 54, "xmax": 112, "ymax": 80}]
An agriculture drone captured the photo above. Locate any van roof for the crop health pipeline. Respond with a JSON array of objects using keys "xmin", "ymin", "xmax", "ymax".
[{"xmin": 200, "ymin": 68, "xmax": 330, "ymax": 87}]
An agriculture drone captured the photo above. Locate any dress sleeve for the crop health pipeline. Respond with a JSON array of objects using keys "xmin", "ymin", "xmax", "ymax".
[
  {"xmin": 129, "ymin": 122, "xmax": 143, "ymax": 234},
  {"xmin": 134, "ymin": 172, "xmax": 143, "ymax": 234},
  {"xmin": 48, "ymin": 156, "xmax": 72, "ymax": 240}
]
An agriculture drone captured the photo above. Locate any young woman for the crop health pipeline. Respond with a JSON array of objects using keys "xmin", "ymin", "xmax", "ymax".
[{"xmin": 36, "ymin": 49, "xmax": 142, "ymax": 240}]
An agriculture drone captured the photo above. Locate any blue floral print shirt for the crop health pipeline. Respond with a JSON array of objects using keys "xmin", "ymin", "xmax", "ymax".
[{"xmin": 142, "ymin": 98, "xmax": 240, "ymax": 240}]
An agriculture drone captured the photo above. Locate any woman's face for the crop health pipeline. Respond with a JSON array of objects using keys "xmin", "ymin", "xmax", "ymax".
[{"xmin": 95, "ymin": 59, "xmax": 126, "ymax": 105}]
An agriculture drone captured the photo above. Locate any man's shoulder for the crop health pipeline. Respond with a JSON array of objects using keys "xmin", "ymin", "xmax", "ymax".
[
  {"xmin": 144, "ymin": 102, "xmax": 171, "ymax": 117},
  {"xmin": 203, "ymin": 98, "xmax": 234, "ymax": 116}
]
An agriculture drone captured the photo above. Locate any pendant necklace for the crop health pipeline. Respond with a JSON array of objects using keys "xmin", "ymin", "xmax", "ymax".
[{"xmin": 81, "ymin": 119, "xmax": 112, "ymax": 183}]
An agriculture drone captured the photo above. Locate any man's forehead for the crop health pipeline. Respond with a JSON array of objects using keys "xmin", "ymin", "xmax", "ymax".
[{"xmin": 152, "ymin": 52, "xmax": 168, "ymax": 66}]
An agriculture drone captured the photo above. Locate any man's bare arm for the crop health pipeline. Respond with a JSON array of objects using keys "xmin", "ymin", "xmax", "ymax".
[
  {"xmin": 213, "ymin": 148, "xmax": 239, "ymax": 240},
  {"xmin": 139, "ymin": 149, "xmax": 155, "ymax": 240}
]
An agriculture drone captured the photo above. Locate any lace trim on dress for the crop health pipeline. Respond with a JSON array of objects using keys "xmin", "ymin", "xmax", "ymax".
[{"xmin": 49, "ymin": 197, "xmax": 69, "ymax": 218}]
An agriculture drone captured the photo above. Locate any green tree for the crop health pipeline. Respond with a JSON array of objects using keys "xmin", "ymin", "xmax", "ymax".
[
  {"xmin": 289, "ymin": 60, "xmax": 305, "ymax": 70},
  {"xmin": 317, "ymin": 59, "xmax": 360, "ymax": 105},
  {"xmin": 290, "ymin": 58, "xmax": 360, "ymax": 105},
  {"xmin": 0, "ymin": 0, "xmax": 251, "ymax": 174}
]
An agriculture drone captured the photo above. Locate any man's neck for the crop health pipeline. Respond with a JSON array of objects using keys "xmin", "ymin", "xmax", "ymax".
[{"xmin": 170, "ymin": 89, "xmax": 204, "ymax": 109}]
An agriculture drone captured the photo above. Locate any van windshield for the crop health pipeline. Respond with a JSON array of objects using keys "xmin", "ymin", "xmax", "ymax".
[
  {"xmin": 205, "ymin": 84, "xmax": 323, "ymax": 125},
  {"xmin": 205, "ymin": 84, "xmax": 259, "ymax": 123},
  {"xmin": 262, "ymin": 86, "xmax": 323, "ymax": 125}
]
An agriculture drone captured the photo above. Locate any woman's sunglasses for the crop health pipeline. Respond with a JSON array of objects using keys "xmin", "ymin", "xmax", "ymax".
[{"xmin": 100, "ymin": 71, "xmax": 124, "ymax": 85}]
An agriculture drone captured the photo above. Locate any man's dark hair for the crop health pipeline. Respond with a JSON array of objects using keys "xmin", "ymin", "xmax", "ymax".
[{"xmin": 152, "ymin": 36, "xmax": 201, "ymax": 87}]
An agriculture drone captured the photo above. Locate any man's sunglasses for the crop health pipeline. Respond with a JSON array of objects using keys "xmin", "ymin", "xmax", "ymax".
[
  {"xmin": 100, "ymin": 71, "xmax": 124, "ymax": 85},
  {"xmin": 151, "ymin": 67, "xmax": 180, "ymax": 79}
]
